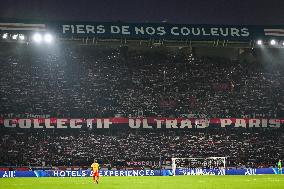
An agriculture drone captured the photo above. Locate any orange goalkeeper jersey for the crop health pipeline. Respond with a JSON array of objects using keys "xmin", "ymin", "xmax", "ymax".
[{"xmin": 91, "ymin": 163, "xmax": 100, "ymax": 172}]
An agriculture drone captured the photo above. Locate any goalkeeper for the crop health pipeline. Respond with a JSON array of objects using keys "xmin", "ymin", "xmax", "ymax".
[
  {"xmin": 91, "ymin": 159, "xmax": 100, "ymax": 184},
  {"xmin": 277, "ymin": 160, "xmax": 282, "ymax": 174}
]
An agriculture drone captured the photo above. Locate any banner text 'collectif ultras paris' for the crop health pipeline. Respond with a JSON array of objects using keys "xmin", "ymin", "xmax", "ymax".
[{"xmin": 0, "ymin": 118, "xmax": 282, "ymax": 129}]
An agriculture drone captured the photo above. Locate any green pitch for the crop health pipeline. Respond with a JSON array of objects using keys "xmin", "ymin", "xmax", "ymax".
[{"xmin": 0, "ymin": 175, "xmax": 284, "ymax": 189}]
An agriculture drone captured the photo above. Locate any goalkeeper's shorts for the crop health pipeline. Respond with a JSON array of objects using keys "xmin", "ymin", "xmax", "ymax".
[{"xmin": 93, "ymin": 171, "xmax": 99, "ymax": 178}]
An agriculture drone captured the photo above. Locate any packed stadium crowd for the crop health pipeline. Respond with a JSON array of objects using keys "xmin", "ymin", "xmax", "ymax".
[
  {"xmin": 0, "ymin": 129, "xmax": 283, "ymax": 169},
  {"xmin": 0, "ymin": 44, "xmax": 283, "ymax": 118},
  {"xmin": 0, "ymin": 44, "xmax": 283, "ymax": 169}
]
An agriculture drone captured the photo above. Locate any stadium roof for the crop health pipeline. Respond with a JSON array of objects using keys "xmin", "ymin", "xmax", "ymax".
[{"xmin": 1, "ymin": 18, "xmax": 284, "ymax": 48}]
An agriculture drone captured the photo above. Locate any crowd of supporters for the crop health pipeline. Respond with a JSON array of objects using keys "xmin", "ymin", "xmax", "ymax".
[
  {"xmin": 0, "ymin": 43, "xmax": 283, "ymax": 169},
  {"xmin": 0, "ymin": 44, "xmax": 283, "ymax": 118},
  {"xmin": 0, "ymin": 129, "xmax": 283, "ymax": 168}
]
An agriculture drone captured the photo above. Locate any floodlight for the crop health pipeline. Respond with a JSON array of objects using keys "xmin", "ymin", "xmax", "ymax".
[
  {"xmin": 256, "ymin": 40, "xmax": 262, "ymax": 45},
  {"xmin": 12, "ymin": 34, "xmax": 18, "ymax": 40},
  {"xmin": 270, "ymin": 39, "xmax": 276, "ymax": 46},
  {"xmin": 2, "ymin": 33, "xmax": 8, "ymax": 39},
  {"xmin": 19, "ymin": 34, "xmax": 25, "ymax": 41},
  {"xmin": 44, "ymin": 33, "xmax": 53, "ymax": 43},
  {"xmin": 33, "ymin": 33, "xmax": 42, "ymax": 43}
]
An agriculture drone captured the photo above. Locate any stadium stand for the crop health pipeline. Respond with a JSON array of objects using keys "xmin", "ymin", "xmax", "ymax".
[
  {"xmin": 0, "ymin": 129, "xmax": 283, "ymax": 169},
  {"xmin": 0, "ymin": 44, "xmax": 283, "ymax": 169},
  {"xmin": 0, "ymin": 44, "xmax": 283, "ymax": 118}
]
